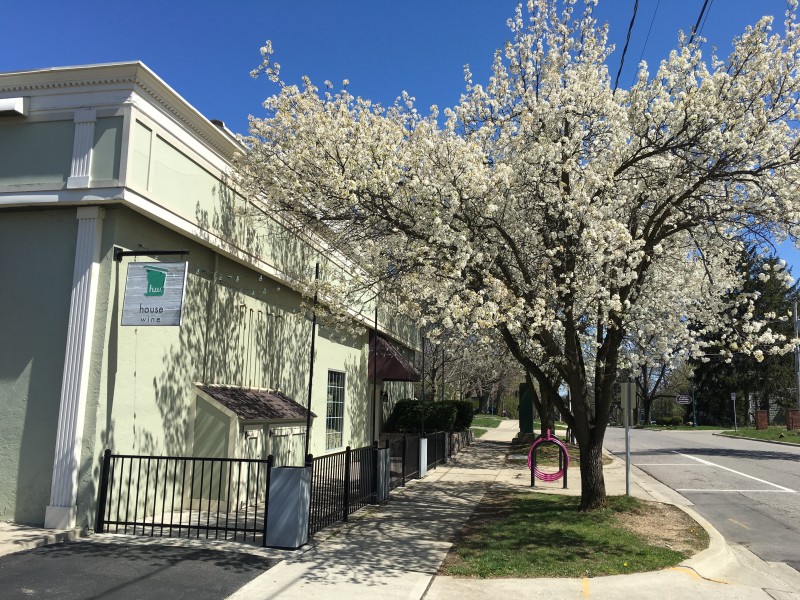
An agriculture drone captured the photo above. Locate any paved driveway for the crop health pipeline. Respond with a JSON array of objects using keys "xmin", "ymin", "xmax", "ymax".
[{"xmin": 0, "ymin": 540, "xmax": 277, "ymax": 599}]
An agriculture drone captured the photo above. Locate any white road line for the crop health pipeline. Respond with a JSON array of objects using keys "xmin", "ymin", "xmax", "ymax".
[
  {"xmin": 634, "ymin": 463, "xmax": 714, "ymax": 466},
  {"xmin": 673, "ymin": 451, "xmax": 797, "ymax": 493},
  {"xmin": 676, "ymin": 489, "xmax": 795, "ymax": 493}
]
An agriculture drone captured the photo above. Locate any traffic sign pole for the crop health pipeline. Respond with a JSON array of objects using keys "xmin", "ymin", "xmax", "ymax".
[
  {"xmin": 732, "ymin": 392, "xmax": 738, "ymax": 431},
  {"xmin": 622, "ymin": 382, "xmax": 635, "ymax": 497}
]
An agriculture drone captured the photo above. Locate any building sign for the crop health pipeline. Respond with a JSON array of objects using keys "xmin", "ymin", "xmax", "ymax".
[{"xmin": 121, "ymin": 262, "xmax": 188, "ymax": 326}]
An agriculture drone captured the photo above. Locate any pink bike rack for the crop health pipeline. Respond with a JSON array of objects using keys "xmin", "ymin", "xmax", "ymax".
[{"xmin": 528, "ymin": 429, "xmax": 569, "ymax": 489}]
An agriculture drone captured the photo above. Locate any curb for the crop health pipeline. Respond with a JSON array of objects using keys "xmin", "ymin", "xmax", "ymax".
[
  {"xmin": 603, "ymin": 451, "xmax": 735, "ymax": 581},
  {"xmin": 713, "ymin": 432, "xmax": 800, "ymax": 448},
  {"xmin": 0, "ymin": 526, "xmax": 86, "ymax": 558}
]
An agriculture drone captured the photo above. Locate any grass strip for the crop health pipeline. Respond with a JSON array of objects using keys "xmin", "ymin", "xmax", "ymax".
[
  {"xmin": 471, "ymin": 415, "xmax": 503, "ymax": 429},
  {"xmin": 720, "ymin": 427, "xmax": 800, "ymax": 442},
  {"xmin": 641, "ymin": 425, "xmax": 723, "ymax": 431},
  {"xmin": 440, "ymin": 491, "xmax": 707, "ymax": 578}
]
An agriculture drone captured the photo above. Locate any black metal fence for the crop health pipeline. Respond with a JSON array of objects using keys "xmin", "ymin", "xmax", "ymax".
[
  {"xmin": 426, "ymin": 432, "xmax": 447, "ymax": 470},
  {"xmin": 386, "ymin": 437, "xmax": 406, "ymax": 490},
  {"xmin": 95, "ymin": 450, "xmax": 273, "ymax": 546},
  {"xmin": 385, "ymin": 434, "xmax": 425, "ymax": 490},
  {"xmin": 403, "ymin": 434, "xmax": 421, "ymax": 481},
  {"xmin": 307, "ymin": 443, "xmax": 377, "ymax": 535},
  {"xmin": 96, "ymin": 432, "xmax": 463, "ymax": 546}
]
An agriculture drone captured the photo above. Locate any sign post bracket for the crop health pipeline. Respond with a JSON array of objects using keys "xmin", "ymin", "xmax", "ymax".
[{"xmin": 114, "ymin": 247, "xmax": 190, "ymax": 262}]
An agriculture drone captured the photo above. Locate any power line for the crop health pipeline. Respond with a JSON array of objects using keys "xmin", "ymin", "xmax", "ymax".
[
  {"xmin": 688, "ymin": 0, "xmax": 712, "ymax": 45},
  {"xmin": 630, "ymin": 0, "xmax": 661, "ymax": 87},
  {"xmin": 614, "ymin": 0, "xmax": 640, "ymax": 92},
  {"xmin": 697, "ymin": 0, "xmax": 715, "ymax": 39}
]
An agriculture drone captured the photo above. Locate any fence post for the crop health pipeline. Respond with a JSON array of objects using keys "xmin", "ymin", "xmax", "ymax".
[
  {"xmin": 342, "ymin": 446, "xmax": 351, "ymax": 521},
  {"xmin": 401, "ymin": 435, "xmax": 407, "ymax": 486},
  {"xmin": 95, "ymin": 449, "xmax": 112, "ymax": 533},
  {"xmin": 261, "ymin": 454, "xmax": 274, "ymax": 547},
  {"xmin": 305, "ymin": 453, "xmax": 314, "ymax": 537}
]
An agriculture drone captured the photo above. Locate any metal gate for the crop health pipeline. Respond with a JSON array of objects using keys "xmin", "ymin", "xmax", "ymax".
[{"xmin": 95, "ymin": 449, "xmax": 273, "ymax": 546}]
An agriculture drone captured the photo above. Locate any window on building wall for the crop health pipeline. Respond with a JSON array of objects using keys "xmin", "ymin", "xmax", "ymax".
[{"xmin": 326, "ymin": 371, "xmax": 345, "ymax": 449}]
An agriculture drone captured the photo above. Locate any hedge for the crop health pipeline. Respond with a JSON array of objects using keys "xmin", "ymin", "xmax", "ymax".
[{"xmin": 384, "ymin": 399, "xmax": 473, "ymax": 433}]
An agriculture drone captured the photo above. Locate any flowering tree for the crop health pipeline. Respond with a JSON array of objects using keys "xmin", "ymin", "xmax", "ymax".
[
  {"xmin": 416, "ymin": 332, "xmax": 523, "ymax": 410},
  {"xmin": 238, "ymin": 0, "xmax": 800, "ymax": 509}
]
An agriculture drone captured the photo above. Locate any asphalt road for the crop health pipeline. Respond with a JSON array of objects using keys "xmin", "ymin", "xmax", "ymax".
[
  {"xmin": 0, "ymin": 541, "xmax": 277, "ymax": 599},
  {"xmin": 603, "ymin": 428, "xmax": 800, "ymax": 572}
]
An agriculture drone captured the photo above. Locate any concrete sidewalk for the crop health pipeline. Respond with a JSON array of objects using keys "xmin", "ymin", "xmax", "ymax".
[
  {"xmin": 4, "ymin": 421, "xmax": 800, "ymax": 599},
  {"xmin": 229, "ymin": 420, "xmax": 800, "ymax": 600}
]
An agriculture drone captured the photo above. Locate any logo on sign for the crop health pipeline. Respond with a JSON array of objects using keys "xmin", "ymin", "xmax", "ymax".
[{"xmin": 144, "ymin": 266, "xmax": 168, "ymax": 297}]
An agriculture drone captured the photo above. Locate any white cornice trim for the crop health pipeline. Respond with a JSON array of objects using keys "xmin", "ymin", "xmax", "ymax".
[{"xmin": 0, "ymin": 62, "xmax": 244, "ymax": 158}]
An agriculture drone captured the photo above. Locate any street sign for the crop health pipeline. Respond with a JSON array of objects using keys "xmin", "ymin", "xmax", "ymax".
[{"xmin": 676, "ymin": 395, "xmax": 692, "ymax": 405}]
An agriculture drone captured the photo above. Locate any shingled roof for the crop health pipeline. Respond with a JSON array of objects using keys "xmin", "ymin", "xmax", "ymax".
[{"xmin": 196, "ymin": 385, "xmax": 315, "ymax": 421}]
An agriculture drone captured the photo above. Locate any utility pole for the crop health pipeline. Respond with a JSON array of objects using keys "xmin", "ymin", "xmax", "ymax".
[
  {"xmin": 795, "ymin": 301, "xmax": 800, "ymax": 411},
  {"xmin": 304, "ymin": 262, "xmax": 319, "ymax": 458}
]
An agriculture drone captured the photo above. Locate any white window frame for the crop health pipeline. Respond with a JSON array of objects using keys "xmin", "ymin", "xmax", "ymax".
[{"xmin": 326, "ymin": 370, "xmax": 345, "ymax": 450}]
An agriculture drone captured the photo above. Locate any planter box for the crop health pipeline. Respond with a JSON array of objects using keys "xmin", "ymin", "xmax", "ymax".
[{"xmin": 265, "ymin": 466, "xmax": 311, "ymax": 549}]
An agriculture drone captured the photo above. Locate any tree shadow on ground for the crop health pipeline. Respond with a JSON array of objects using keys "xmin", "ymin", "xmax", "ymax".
[{"xmin": 267, "ymin": 439, "xmax": 508, "ymax": 590}]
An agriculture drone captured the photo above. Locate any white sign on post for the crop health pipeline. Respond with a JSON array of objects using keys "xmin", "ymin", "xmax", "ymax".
[{"xmin": 121, "ymin": 262, "xmax": 188, "ymax": 326}]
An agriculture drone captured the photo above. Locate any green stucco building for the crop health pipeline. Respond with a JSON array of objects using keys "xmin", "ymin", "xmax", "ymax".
[{"xmin": 0, "ymin": 63, "xmax": 418, "ymax": 529}]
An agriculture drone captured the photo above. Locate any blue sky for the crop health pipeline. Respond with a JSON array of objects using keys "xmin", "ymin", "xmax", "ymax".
[{"xmin": 3, "ymin": 0, "xmax": 799, "ymax": 270}]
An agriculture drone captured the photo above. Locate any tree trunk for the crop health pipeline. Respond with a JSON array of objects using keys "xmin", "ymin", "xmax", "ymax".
[
  {"xmin": 538, "ymin": 389, "xmax": 555, "ymax": 437},
  {"xmin": 578, "ymin": 436, "xmax": 607, "ymax": 511}
]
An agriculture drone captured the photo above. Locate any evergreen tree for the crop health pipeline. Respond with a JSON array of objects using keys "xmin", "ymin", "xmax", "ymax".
[{"xmin": 693, "ymin": 247, "xmax": 797, "ymax": 426}]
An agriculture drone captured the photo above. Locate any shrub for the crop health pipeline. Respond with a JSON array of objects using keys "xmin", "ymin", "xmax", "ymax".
[
  {"xmin": 654, "ymin": 415, "xmax": 683, "ymax": 426},
  {"xmin": 384, "ymin": 399, "xmax": 459, "ymax": 433},
  {"xmin": 428, "ymin": 402, "xmax": 458, "ymax": 432},
  {"xmin": 383, "ymin": 399, "xmax": 422, "ymax": 432},
  {"xmin": 448, "ymin": 400, "xmax": 476, "ymax": 430}
]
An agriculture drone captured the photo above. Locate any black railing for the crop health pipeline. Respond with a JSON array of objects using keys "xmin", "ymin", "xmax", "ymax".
[
  {"xmin": 426, "ymin": 432, "xmax": 447, "ymax": 470},
  {"xmin": 97, "ymin": 432, "xmax": 467, "ymax": 546},
  {"xmin": 307, "ymin": 448, "xmax": 346, "ymax": 534},
  {"xmin": 95, "ymin": 450, "xmax": 273, "ymax": 546},
  {"xmin": 403, "ymin": 435, "xmax": 420, "ymax": 481},
  {"xmin": 387, "ymin": 437, "xmax": 406, "ymax": 490},
  {"xmin": 307, "ymin": 443, "xmax": 378, "ymax": 535}
]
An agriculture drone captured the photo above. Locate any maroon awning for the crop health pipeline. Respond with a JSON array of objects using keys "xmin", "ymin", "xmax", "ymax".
[{"xmin": 368, "ymin": 333, "xmax": 421, "ymax": 382}]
